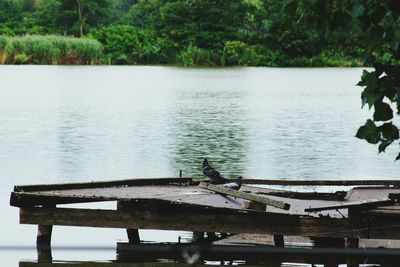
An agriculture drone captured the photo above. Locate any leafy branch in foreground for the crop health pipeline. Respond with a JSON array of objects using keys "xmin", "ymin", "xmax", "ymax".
[
  {"xmin": 352, "ymin": 1, "xmax": 400, "ymax": 160},
  {"xmin": 284, "ymin": 0, "xmax": 400, "ymax": 160}
]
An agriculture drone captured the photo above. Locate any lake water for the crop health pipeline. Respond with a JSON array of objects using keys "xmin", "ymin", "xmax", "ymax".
[{"xmin": 0, "ymin": 66, "xmax": 399, "ymax": 266}]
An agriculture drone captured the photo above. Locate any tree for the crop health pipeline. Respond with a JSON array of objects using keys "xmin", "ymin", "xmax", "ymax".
[
  {"xmin": 352, "ymin": 1, "xmax": 400, "ymax": 160},
  {"xmin": 156, "ymin": 0, "xmax": 249, "ymax": 50},
  {"xmin": 0, "ymin": 0, "xmax": 23, "ymax": 34},
  {"xmin": 284, "ymin": 0, "xmax": 400, "ymax": 160},
  {"xmin": 55, "ymin": 0, "xmax": 110, "ymax": 36}
]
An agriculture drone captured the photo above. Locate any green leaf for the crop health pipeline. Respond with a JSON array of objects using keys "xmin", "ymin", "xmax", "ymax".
[
  {"xmin": 377, "ymin": 123, "xmax": 399, "ymax": 153},
  {"xmin": 355, "ymin": 119, "xmax": 381, "ymax": 144},
  {"xmin": 379, "ymin": 122, "xmax": 400, "ymax": 140},
  {"xmin": 378, "ymin": 140, "xmax": 393, "ymax": 153},
  {"xmin": 373, "ymin": 102, "xmax": 393, "ymax": 121},
  {"xmin": 359, "ymin": 71, "xmax": 379, "ymax": 108},
  {"xmin": 396, "ymin": 152, "xmax": 400, "ymax": 161},
  {"xmin": 357, "ymin": 70, "xmax": 370, "ymax": 87},
  {"xmin": 352, "ymin": 4, "xmax": 365, "ymax": 20},
  {"xmin": 283, "ymin": 0, "xmax": 298, "ymax": 16}
]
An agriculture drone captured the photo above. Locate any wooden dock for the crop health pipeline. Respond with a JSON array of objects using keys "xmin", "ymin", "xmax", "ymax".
[{"xmin": 9, "ymin": 177, "xmax": 400, "ymax": 265}]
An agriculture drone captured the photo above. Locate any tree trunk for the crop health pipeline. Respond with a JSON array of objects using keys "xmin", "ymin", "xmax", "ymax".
[{"xmin": 76, "ymin": 0, "xmax": 83, "ymax": 37}]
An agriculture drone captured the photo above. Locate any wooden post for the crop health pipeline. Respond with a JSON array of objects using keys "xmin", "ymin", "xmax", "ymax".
[
  {"xmin": 312, "ymin": 237, "xmax": 345, "ymax": 248},
  {"xmin": 192, "ymin": 232, "xmax": 204, "ymax": 243},
  {"xmin": 273, "ymin": 235, "xmax": 284, "ymax": 247},
  {"xmin": 127, "ymin": 229, "xmax": 140, "ymax": 244},
  {"xmin": 36, "ymin": 204, "xmax": 55, "ymax": 261},
  {"xmin": 347, "ymin": 238, "xmax": 360, "ymax": 267},
  {"xmin": 347, "ymin": 238, "xmax": 359, "ymax": 248},
  {"xmin": 37, "ymin": 245, "xmax": 52, "ymax": 262},
  {"xmin": 37, "ymin": 225, "xmax": 53, "ymax": 261},
  {"xmin": 37, "ymin": 225, "xmax": 53, "ymax": 246}
]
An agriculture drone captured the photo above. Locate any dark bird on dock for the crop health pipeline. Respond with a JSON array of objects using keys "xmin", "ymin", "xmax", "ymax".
[
  {"xmin": 222, "ymin": 176, "xmax": 243, "ymax": 190},
  {"xmin": 202, "ymin": 158, "xmax": 227, "ymax": 184}
]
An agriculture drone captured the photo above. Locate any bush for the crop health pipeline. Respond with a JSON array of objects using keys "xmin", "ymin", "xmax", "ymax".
[
  {"xmin": 14, "ymin": 53, "xmax": 29, "ymax": 64},
  {"xmin": 0, "ymin": 35, "xmax": 103, "ymax": 65},
  {"xmin": 0, "ymin": 36, "xmax": 6, "ymax": 50},
  {"xmin": 90, "ymin": 24, "xmax": 156, "ymax": 64},
  {"xmin": 0, "ymin": 25, "xmax": 14, "ymax": 36},
  {"xmin": 224, "ymin": 41, "xmax": 247, "ymax": 65},
  {"xmin": 308, "ymin": 50, "xmax": 362, "ymax": 67}
]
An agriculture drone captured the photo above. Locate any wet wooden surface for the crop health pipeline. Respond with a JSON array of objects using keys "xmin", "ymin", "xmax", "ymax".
[
  {"xmin": 12, "ymin": 184, "xmax": 347, "ymax": 217},
  {"xmin": 11, "ymin": 178, "xmax": 400, "ymax": 241},
  {"xmin": 345, "ymin": 187, "xmax": 400, "ymax": 201},
  {"xmin": 11, "ymin": 182, "xmax": 400, "ymax": 219}
]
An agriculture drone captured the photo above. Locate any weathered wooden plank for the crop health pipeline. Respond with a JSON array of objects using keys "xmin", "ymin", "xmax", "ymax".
[
  {"xmin": 199, "ymin": 182, "xmax": 290, "ymax": 210},
  {"xmin": 10, "ymin": 192, "xmax": 104, "ymax": 207},
  {"xmin": 14, "ymin": 177, "xmax": 193, "ymax": 192},
  {"xmin": 242, "ymin": 200, "xmax": 266, "ymax": 211},
  {"xmin": 11, "ymin": 183, "xmax": 199, "ymax": 208},
  {"xmin": 242, "ymin": 186, "xmax": 347, "ymax": 201},
  {"xmin": 18, "ymin": 206, "xmax": 372, "ymax": 238},
  {"xmin": 126, "ymin": 229, "xmax": 140, "ymax": 244},
  {"xmin": 305, "ymin": 199, "xmax": 394, "ymax": 212},
  {"xmin": 367, "ymin": 205, "xmax": 400, "ymax": 216},
  {"xmin": 14, "ymin": 177, "xmax": 400, "ymax": 193},
  {"xmin": 239, "ymin": 179, "xmax": 400, "ymax": 186}
]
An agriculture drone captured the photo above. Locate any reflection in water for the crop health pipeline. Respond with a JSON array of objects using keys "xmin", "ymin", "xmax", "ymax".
[
  {"xmin": 22, "ymin": 242, "xmax": 400, "ymax": 267},
  {"xmin": 1, "ymin": 66, "xmax": 400, "ymax": 267},
  {"xmin": 171, "ymin": 89, "xmax": 248, "ymax": 178},
  {"xmin": 58, "ymin": 111, "xmax": 87, "ymax": 178}
]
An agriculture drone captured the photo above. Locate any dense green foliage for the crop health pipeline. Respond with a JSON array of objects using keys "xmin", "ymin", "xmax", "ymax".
[
  {"xmin": 0, "ymin": 0, "xmax": 366, "ymax": 66},
  {"xmin": 0, "ymin": 35, "xmax": 102, "ymax": 64},
  {"xmin": 352, "ymin": 1, "xmax": 400, "ymax": 160},
  {"xmin": 284, "ymin": 0, "xmax": 400, "ymax": 159},
  {"xmin": 1, "ymin": 0, "xmax": 398, "ymax": 158}
]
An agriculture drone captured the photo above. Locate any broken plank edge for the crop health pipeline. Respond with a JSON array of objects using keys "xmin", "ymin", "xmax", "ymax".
[
  {"xmin": 237, "ymin": 179, "xmax": 400, "ymax": 186},
  {"xmin": 13, "ymin": 177, "xmax": 193, "ymax": 192},
  {"xmin": 199, "ymin": 182, "xmax": 290, "ymax": 210},
  {"xmin": 305, "ymin": 199, "xmax": 395, "ymax": 213}
]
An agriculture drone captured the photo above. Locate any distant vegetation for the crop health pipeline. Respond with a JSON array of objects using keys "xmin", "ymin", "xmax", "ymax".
[
  {"xmin": 0, "ymin": 1, "xmax": 398, "ymax": 159},
  {"xmin": 0, "ymin": 35, "xmax": 102, "ymax": 64},
  {"xmin": 0, "ymin": 0, "xmax": 367, "ymax": 66}
]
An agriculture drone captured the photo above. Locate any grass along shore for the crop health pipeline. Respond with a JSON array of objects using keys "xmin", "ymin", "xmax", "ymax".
[
  {"xmin": 0, "ymin": 34, "xmax": 362, "ymax": 67},
  {"xmin": 0, "ymin": 35, "xmax": 102, "ymax": 65}
]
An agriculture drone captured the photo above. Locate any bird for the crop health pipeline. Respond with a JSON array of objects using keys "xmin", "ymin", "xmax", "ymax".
[
  {"xmin": 202, "ymin": 158, "xmax": 228, "ymax": 184},
  {"xmin": 221, "ymin": 176, "xmax": 243, "ymax": 190}
]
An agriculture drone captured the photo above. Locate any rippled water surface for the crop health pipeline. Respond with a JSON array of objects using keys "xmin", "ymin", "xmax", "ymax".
[{"xmin": 0, "ymin": 66, "xmax": 399, "ymax": 265}]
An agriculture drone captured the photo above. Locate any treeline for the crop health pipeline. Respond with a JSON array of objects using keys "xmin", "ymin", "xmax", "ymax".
[{"xmin": 0, "ymin": 0, "xmax": 365, "ymax": 66}]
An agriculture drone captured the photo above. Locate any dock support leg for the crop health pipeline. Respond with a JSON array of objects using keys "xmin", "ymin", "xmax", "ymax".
[
  {"xmin": 127, "ymin": 229, "xmax": 140, "ymax": 244},
  {"xmin": 312, "ymin": 237, "xmax": 345, "ymax": 248},
  {"xmin": 347, "ymin": 238, "xmax": 359, "ymax": 248},
  {"xmin": 273, "ymin": 235, "xmax": 284, "ymax": 247},
  {"xmin": 192, "ymin": 232, "xmax": 204, "ymax": 243},
  {"xmin": 346, "ymin": 238, "xmax": 360, "ymax": 267},
  {"xmin": 37, "ymin": 225, "xmax": 53, "ymax": 261},
  {"xmin": 37, "ymin": 225, "xmax": 53, "ymax": 246}
]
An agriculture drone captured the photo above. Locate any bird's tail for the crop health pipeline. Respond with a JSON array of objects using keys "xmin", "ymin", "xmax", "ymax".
[
  {"xmin": 202, "ymin": 158, "xmax": 208, "ymax": 169},
  {"xmin": 236, "ymin": 176, "xmax": 243, "ymax": 187}
]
